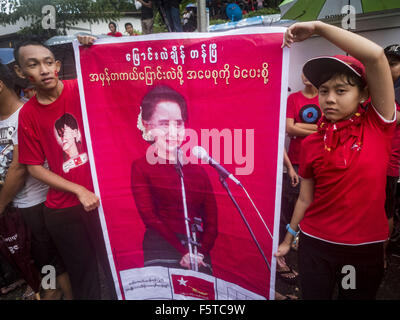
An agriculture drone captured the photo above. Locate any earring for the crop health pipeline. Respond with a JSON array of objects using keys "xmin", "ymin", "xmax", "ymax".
[{"xmin": 142, "ymin": 130, "xmax": 154, "ymax": 142}]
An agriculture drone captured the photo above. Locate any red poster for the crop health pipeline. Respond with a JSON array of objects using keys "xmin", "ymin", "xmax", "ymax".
[{"xmin": 73, "ymin": 28, "xmax": 289, "ymax": 300}]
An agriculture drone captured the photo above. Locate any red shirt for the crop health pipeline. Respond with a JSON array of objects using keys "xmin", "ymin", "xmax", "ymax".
[
  {"xmin": 18, "ymin": 80, "xmax": 94, "ymax": 209},
  {"xmin": 387, "ymin": 102, "xmax": 400, "ymax": 177},
  {"xmin": 286, "ymin": 91, "xmax": 321, "ymax": 165},
  {"xmin": 107, "ymin": 32, "xmax": 123, "ymax": 37},
  {"xmin": 131, "ymin": 156, "xmax": 218, "ymax": 255},
  {"xmin": 299, "ymin": 105, "xmax": 395, "ymax": 245}
]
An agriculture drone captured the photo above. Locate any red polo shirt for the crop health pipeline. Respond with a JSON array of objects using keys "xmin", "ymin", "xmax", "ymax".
[
  {"xmin": 299, "ymin": 104, "xmax": 395, "ymax": 245},
  {"xmin": 286, "ymin": 91, "xmax": 321, "ymax": 165}
]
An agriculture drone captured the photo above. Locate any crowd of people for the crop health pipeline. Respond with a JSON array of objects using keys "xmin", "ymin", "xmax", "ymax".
[
  {"xmin": 0, "ymin": 20, "xmax": 400, "ymax": 300},
  {"xmin": 104, "ymin": 0, "xmax": 269, "ymax": 36}
]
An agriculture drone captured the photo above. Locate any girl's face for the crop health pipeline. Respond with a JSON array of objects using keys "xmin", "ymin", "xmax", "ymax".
[
  {"xmin": 109, "ymin": 24, "xmax": 116, "ymax": 33},
  {"xmin": 318, "ymin": 75, "xmax": 366, "ymax": 122},
  {"xmin": 146, "ymin": 101, "xmax": 185, "ymax": 156}
]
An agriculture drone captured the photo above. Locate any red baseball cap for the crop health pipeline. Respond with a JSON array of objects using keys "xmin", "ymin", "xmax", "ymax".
[{"xmin": 302, "ymin": 55, "xmax": 366, "ymax": 88}]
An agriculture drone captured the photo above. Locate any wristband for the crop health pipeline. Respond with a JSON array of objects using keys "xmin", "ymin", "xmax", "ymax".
[{"xmin": 286, "ymin": 224, "xmax": 299, "ymax": 237}]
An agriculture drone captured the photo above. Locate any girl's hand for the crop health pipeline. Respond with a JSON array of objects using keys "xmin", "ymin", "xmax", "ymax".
[
  {"xmin": 77, "ymin": 35, "xmax": 97, "ymax": 46},
  {"xmin": 282, "ymin": 21, "xmax": 319, "ymax": 48},
  {"xmin": 274, "ymin": 241, "xmax": 291, "ymax": 259}
]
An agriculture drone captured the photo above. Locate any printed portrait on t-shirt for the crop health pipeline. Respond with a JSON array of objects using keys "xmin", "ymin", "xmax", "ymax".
[
  {"xmin": 0, "ymin": 126, "xmax": 15, "ymax": 183},
  {"xmin": 54, "ymin": 113, "xmax": 88, "ymax": 173}
]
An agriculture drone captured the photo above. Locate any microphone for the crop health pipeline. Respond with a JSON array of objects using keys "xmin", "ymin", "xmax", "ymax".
[
  {"xmin": 192, "ymin": 146, "xmax": 241, "ymax": 185},
  {"xmin": 174, "ymin": 147, "xmax": 184, "ymax": 178}
]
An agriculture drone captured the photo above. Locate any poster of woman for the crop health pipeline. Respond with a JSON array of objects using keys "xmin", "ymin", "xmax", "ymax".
[{"xmin": 73, "ymin": 28, "xmax": 289, "ymax": 300}]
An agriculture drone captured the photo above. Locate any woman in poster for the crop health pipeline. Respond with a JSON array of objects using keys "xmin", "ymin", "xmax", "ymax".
[{"xmin": 131, "ymin": 85, "xmax": 218, "ymax": 275}]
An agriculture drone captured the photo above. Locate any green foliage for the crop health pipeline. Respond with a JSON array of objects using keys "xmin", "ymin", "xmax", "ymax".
[
  {"xmin": 0, "ymin": 0, "xmax": 133, "ymax": 39},
  {"xmin": 153, "ymin": 10, "xmax": 168, "ymax": 33}
]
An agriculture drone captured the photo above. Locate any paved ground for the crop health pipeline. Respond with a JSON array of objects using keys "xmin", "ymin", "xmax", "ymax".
[{"xmin": 2, "ymin": 248, "xmax": 399, "ymax": 300}]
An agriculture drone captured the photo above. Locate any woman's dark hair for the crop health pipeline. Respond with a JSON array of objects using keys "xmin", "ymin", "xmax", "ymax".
[
  {"xmin": 55, "ymin": 113, "xmax": 79, "ymax": 136},
  {"xmin": 319, "ymin": 70, "xmax": 366, "ymax": 91},
  {"xmin": 141, "ymin": 85, "xmax": 188, "ymax": 122},
  {"xmin": 0, "ymin": 63, "xmax": 15, "ymax": 89},
  {"xmin": 109, "ymin": 21, "xmax": 117, "ymax": 28},
  {"xmin": 55, "ymin": 113, "xmax": 82, "ymax": 160}
]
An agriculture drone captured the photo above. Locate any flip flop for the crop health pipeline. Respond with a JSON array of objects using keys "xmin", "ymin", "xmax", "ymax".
[
  {"xmin": 277, "ymin": 266, "xmax": 298, "ymax": 285},
  {"xmin": 283, "ymin": 294, "xmax": 298, "ymax": 300},
  {"xmin": 22, "ymin": 286, "xmax": 37, "ymax": 300}
]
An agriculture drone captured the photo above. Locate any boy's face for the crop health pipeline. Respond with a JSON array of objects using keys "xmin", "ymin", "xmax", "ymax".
[
  {"xmin": 126, "ymin": 25, "xmax": 134, "ymax": 35},
  {"xmin": 14, "ymin": 45, "xmax": 61, "ymax": 91},
  {"xmin": 318, "ymin": 75, "xmax": 366, "ymax": 123},
  {"xmin": 388, "ymin": 56, "xmax": 400, "ymax": 83}
]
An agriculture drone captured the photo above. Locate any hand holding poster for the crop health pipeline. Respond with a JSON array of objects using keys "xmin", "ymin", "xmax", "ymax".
[{"xmin": 73, "ymin": 28, "xmax": 289, "ymax": 300}]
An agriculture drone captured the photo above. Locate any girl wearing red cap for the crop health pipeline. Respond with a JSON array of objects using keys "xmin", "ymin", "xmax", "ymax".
[{"xmin": 275, "ymin": 21, "xmax": 395, "ymax": 300}]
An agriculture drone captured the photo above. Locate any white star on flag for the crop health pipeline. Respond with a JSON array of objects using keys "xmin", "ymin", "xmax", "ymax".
[{"xmin": 178, "ymin": 277, "xmax": 188, "ymax": 286}]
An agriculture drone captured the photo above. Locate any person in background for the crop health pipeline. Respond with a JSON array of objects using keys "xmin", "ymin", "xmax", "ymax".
[
  {"xmin": 383, "ymin": 44, "xmax": 400, "ymax": 270},
  {"xmin": 385, "ymin": 44, "xmax": 400, "ymax": 104},
  {"xmin": 163, "ymin": 0, "xmax": 183, "ymax": 32},
  {"xmin": 135, "ymin": 0, "xmax": 154, "ymax": 34},
  {"xmin": 0, "ymin": 62, "xmax": 73, "ymax": 300},
  {"xmin": 284, "ymin": 74, "xmax": 320, "ymax": 222},
  {"xmin": 107, "ymin": 22, "xmax": 123, "ymax": 37},
  {"xmin": 276, "ymin": 149, "xmax": 299, "ymax": 285},
  {"xmin": 277, "ymin": 74, "xmax": 320, "ymax": 285},
  {"xmin": 21, "ymin": 84, "xmax": 36, "ymax": 102},
  {"xmin": 125, "ymin": 23, "xmax": 139, "ymax": 36}
]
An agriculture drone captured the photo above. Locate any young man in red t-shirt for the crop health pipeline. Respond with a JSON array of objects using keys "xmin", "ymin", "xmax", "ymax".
[{"xmin": 13, "ymin": 41, "xmax": 102, "ymax": 299}]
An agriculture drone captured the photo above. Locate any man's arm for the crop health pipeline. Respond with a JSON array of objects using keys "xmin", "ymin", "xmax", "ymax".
[
  {"xmin": 286, "ymin": 118, "xmax": 317, "ymax": 137},
  {"xmin": 27, "ymin": 165, "xmax": 99, "ymax": 212},
  {"xmin": 0, "ymin": 146, "xmax": 27, "ymax": 215}
]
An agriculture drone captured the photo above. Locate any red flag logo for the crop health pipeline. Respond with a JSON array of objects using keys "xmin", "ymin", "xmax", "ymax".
[
  {"xmin": 74, "ymin": 156, "xmax": 82, "ymax": 165},
  {"xmin": 171, "ymin": 274, "xmax": 215, "ymax": 300}
]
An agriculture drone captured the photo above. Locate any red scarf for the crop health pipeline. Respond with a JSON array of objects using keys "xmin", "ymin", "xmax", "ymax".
[{"xmin": 317, "ymin": 106, "xmax": 365, "ymax": 167}]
